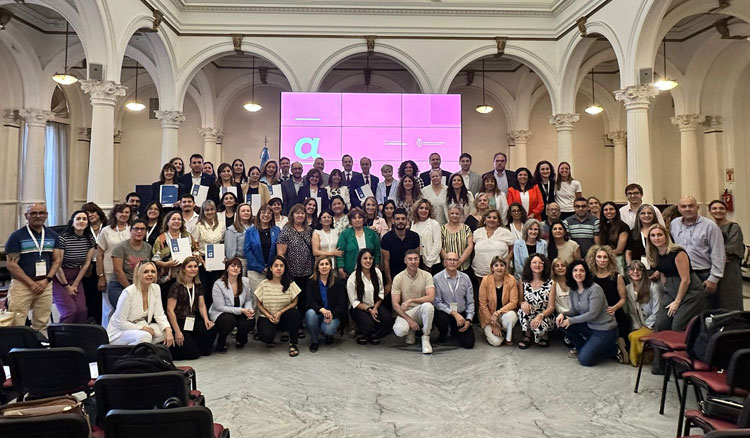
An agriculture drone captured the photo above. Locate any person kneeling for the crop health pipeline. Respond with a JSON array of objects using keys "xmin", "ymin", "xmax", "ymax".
[
  {"xmin": 433, "ymin": 252, "xmax": 475, "ymax": 349},
  {"xmin": 306, "ymin": 257, "xmax": 348, "ymax": 352},
  {"xmin": 392, "ymin": 249, "xmax": 435, "ymax": 354},
  {"xmin": 255, "ymin": 256, "xmax": 302, "ymax": 357},
  {"xmin": 108, "ymin": 261, "xmax": 174, "ymax": 347},
  {"xmin": 478, "ymin": 257, "xmax": 518, "ymax": 346},
  {"xmin": 347, "ymin": 249, "xmax": 392, "ymax": 345},
  {"xmin": 209, "ymin": 258, "xmax": 255, "ymax": 353},
  {"xmin": 556, "ymin": 261, "xmax": 626, "ymax": 366},
  {"xmin": 166, "ymin": 257, "xmax": 215, "ymax": 359}
]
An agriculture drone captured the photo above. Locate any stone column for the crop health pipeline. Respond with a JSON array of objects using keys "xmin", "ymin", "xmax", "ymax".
[
  {"xmin": 70, "ymin": 127, "xmax": 91, "ymax": 207},
  {"xmin": 702, "ymin": 116, "xmax": 723, "ymax": 201},
  {"xmin": 614, "ymin": 85, "xmax": 659, "ymax": 203},
  {"xmin": 2, "ymin": 109, "xmax": 22, "ymax": 232},
  {"xmin": 608, "ymin": 130, "xmax": 627, "ymax": 201},
  {"xmin": 508, "ymin": 130, "xmax": 532, "ymax": 169},
  {"xmin": 81, "ymin": 79, "xmax": 127, "ymax": 211},
  {"xmin": 113, "ymin": 130, "xmax": 123, "ymax": 202},
  {"xmin": 548, "ymin": 113, "xmax": 579, "ymax": 166},
  {"xmin": 199, "ymin": 127, "xmax": 220, "ymax": 165},
  {"xmin": 671, "ymin": 114, "xmax": 703, "ymax": 201},
  {"xmin": 603, "ymin": 136, "xmax": 615, "ymax": 201},
  {"xmin": 155, "ymin": 110, "xmax": 186, "ymax": 165},
  {"xmin": 506, "ymin": 133, "xmax": 515, "ymax": 169},
  {"xmin": 18, "ymin": 108, "xmax": 53, "ymax": 220}
]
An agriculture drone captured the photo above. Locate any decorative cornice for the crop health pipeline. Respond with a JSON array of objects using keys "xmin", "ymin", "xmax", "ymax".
[
  {"xmin": 703, "ymin": 115, "xmax": 723, "ymax": 133},
  {"xmin": 548, "ymin": 113, "xmax": 579, "ymax": 131},
  {"xmin": 670, "ymin": 114, "xmax": 703, "ymax": 131},
  {"xmin": 508, "ymin": 129, "xmax": 532, "ymax": 143},
  {"xmin": 614, "ymin": 85, "xmax": 658, "ymax": 109},
  {"xmin": 80, "ymin": 80, "xmax": 127, "ymax": 105},
  {"xmin": 216, "ymin": 131, "xmax": 225, "ymax": 145},
  {"xmin": 199, "ymin": 127, "xmax": 219, "ymax": 141},
  {"xmin": 3, "ymin": 109, "xmax": 21, "ymax": 127},
  {"xmin": 607, "ymin": 130, "xmax": 626, "ymax": 143},
  {"xmin": 77, "ymin": 127, "xmax": 91, "ymax": 141},
  {"xmin": 113, "ymin": 130, "xmax": 123, "ymax": 144},
  {"xmin": 19, "ymin": 108, "xmax": 54, "ymax": 127},
  {"xmin": 155, "ymin": 110, "xmax": 186, "ymax": 128}
]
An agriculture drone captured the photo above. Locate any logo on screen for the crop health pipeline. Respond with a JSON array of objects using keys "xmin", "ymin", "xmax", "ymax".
[{"xmin": 294, "ymin": 137, "xmax": 321, "ymax": 160}]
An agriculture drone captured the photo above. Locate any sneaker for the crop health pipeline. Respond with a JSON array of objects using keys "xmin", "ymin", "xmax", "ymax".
[
  {"xmin": 567, "ymin": 348, "xmax": 577, "ymax": 358},
  {"xmin": 421, "ymin": 335, "xmax": 432, "ymax": 354},
  {"xmin": 616, "ymin": 338, "xmax": 629, "ymax": 364},
  {"xmin": 406, "ymin": 331, "xmax": 416, "ymax": 345}
]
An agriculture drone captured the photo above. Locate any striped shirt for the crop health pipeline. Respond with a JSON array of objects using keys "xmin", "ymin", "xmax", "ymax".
[
  {"xmin": 563, "ymin": 214, "xmax": 599, "ymax": 259},
  {"xmin": 254, "ymin": 279, "xmax": 301, "ymax": 316},
  {"xmin": 4, "ymin": 226, "xmax": 61, "ymax": 278},
  {"xmin": 59, "ymin": 232, "xmax": 96, "ymax": 268},
  {"xmin": 441, "ymin": 224, "xmax": 473, "ymax": 271}
]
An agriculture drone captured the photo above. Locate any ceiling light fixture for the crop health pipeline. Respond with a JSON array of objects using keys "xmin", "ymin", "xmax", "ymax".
[
  {"xmin": 243, "ymin": 56, "xmax": 262, "ymax": 112},
  {"xmin": 654, "ymin": 39, "xmax": 678, "ymax": 91},
  {"xmin": 584, "ymin": 69, "xmax": 603, "ymax": 115},
  {"xmin": 475, "ymin": 59, "xmax": 493, "ymax": 114},
  {"xmin": 52, "ymin": 23, "xmax": 78, "ymax": 85},
  {"xmin": 125, "ymin": 61, "xmax": 145, "ymax": 111}
]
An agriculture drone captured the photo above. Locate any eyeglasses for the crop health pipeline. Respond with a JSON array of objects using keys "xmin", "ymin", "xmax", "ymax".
[
  {"xmin": 574, "ymin": 205, "xmax": 588, "ymax": 209},
  {"xmin": 28, "ymin": 212, "xmax": 48, "ymax": 217},
  {"xmin": 626, "ymin": 192, "xmax": 641, "ymax": 196}
]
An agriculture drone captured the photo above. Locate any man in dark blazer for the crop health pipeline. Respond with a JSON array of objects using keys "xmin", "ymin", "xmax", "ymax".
[
  {"xmin": 350, "ymin": 156, "xmax": 379, "ymax": 208},
  {"xmin": 178, "ymin": 154, "xmax": 216, "ymax": 206},
  {"xmin": 341, "ymin": 154, "xmax": 361, "ymax": 188},
  {"xmin": 418, "ymin": 152, "xmax": 452, "ymax": 187},
  {"xmin": 481, "ymin": 152, "xmax": 517, "ymax": 194},
  {"xmin": 280, "ymin": 161, "xmax": 305, "ymax": 215}
]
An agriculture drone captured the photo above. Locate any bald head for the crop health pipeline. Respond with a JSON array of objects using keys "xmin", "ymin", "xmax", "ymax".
[
  {"xmin": 677, "ymin": 196, "xmax": 699, "ymax": 222},
  {"xmin": 25, "ymin": 203, "xmax": 48, "ymax": 230},
  {"xmin": 546, "ymin": 202, "xmax": 561, "ymax": 221},
  {"xmin": 444, "ymin": 251, "xmax": 460, "ymax": 273}
]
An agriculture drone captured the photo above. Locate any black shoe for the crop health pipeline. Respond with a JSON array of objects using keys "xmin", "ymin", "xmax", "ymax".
[
  {"xmin": 324, "ymin": 335, "xmax": 334, "ymax": 345},
  {"xmin": 236, "ymin": 342, "xmax": 245, "ymax": 349},
  {"xmin": 217, "ymin": 344, "xmax": 228, "ymax": 354},
  {"xmin": 651, "ymin": 365, "xmax": 665, "ymax": 375},
  {"xmin": 310, "ymin": 343, "xmax": 319, "ymax": 353},
  {"xmin": 298, "ymin": 330, "xmax": 306, "ymax": 339}
]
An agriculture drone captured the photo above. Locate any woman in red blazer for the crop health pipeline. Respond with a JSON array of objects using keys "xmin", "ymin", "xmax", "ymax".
[{"xmin": 506, "ymin": 167, "xmax": 544, "ymax": 219}]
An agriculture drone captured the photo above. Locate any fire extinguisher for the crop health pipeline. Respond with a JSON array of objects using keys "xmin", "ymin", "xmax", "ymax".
[{"xmin": 722, "ymin": 188, "xmax": 734, "ymax": 212}]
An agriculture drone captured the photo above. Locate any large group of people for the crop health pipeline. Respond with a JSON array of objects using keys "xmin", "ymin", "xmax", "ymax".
[{"xmin": 4, "ymin": 150, "xmax": 744, "ymax": 368}]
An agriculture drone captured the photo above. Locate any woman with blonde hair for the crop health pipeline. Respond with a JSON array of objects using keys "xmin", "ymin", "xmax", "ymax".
[
  {"xmin": 624, "ymin": 260, "xmax": 661, "ymax": 366},
  {"xmin": 166, "ymin": 256, "xmax": 215, "ymax": 359},
  {"xmin": 465, "ymin": 192, "xmax": 492, "ymax": 231},
  {"xmin": 410, "ymin": 199, "xmax": 443, "ymax": 274},
  {"xmin": 586, "ymin": 244, "xmax": 630, "ymax": 360},
  {"xmin": 478, "ymin": 256, "xmax": 518, "ymax": 346}
]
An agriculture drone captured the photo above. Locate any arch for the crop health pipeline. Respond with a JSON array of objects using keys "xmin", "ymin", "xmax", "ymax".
[
  {"xmin": 450, "ymin": 84, "xmax": 515, "ymax": 132},
  {"xmin": 437, "ymin": 43, "xmax": 561, "ymax": 114},
  {"xmin": 188, "ymin": 70, "xmax": 215, "ymax": 128},
  {"xmin": 175, "ymin": 41, "xmax": 301, "ymax": 110},
  {"xmin": 0, "ymin": 26, "xmax": 47, "ymax": 108},
  {"xmin": 0, "ymin": 41, "xmax": 23, "ymax": 109},
  {"xmin": 574, "ymin": 84, "xmax": 622, "ymax": 133},
  {"xmin": 321, "ymin": 71, "xmax": 411, "ymax": 94},
  {"xmin": 214, "ymin": 73, "xmax": 292, "ymax": 131}
]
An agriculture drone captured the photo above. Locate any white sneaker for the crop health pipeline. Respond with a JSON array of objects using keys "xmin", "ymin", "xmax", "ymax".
[
  {"xmin": 421, "ymin": 335, "xmax": 432, "ymax": 354},
  {"xmin": 405, "ymin": 330, "xmax": 416, "ymax": 345}
]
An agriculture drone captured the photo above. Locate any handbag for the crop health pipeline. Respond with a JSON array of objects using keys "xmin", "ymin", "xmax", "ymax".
[{"xmin": 699, "ymin": 397, "xmax": 743, "ymax": 423}]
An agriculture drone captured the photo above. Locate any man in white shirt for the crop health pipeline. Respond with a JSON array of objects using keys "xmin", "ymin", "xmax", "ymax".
[
  {"xmin": 279, "ymin": 157, "xmax": 291, "ymax": 181},
  {"xmin": 392, "ymin": 249, "xmax": 435, "ymax": 354},
  {"xmin": 482, "ymin": 152, "xmax": 516, "ymax": 195},
  {"xmin": 618, "ymin": 183, "xmax": 665, "ymax": 228},
  {"xmin": 313, "ymin": 157, "xmax": 329, "ymax": 187},
  {"xmin": 458, "ymin": 152, "xmax": 481, "ymax": 194},
  {"xmin": 180, "ymin": 194, "xmax": 199, "ymax": 234},
  {"xmin": 341, "ymin": 154, "xmax": 361, "ymax": 187}
]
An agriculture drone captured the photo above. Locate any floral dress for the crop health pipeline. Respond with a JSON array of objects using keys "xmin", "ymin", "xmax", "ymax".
[{"xmin": 518, "ymin": 279, "xmax": 554, "ymax": 342}]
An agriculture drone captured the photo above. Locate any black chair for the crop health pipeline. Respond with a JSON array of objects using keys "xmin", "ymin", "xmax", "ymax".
[
  {"xmin": 94, "ymin": 371, "xmax": 204, "ymax": 430},
  {"xmin": 0, "ymin": 411, "xmax": 90, "ymax": 438},
  {"xmin": 48, "ymin": 323, "xmax": 109, "ymax": 363},
  {"xmin": 8, "ymin": 347, "xmax": 91, "ymax": 400},
  {"xmin": 104, "ymin": 406, "xmax": 229, "ymax": 438},
  {"xmin": 704, "ymin": 430, "xmax": 750, "ymax": 437},
  {"xmin": 0, "ymin": 326, "xmax": 41, "ymax": 363},
  {"xmin": 0, "ymin": 359, "xmax": 15, "ymax": 404},
  {"xmin": 96, "ymin": 344, "xmax": 197, "ymax": 390}
]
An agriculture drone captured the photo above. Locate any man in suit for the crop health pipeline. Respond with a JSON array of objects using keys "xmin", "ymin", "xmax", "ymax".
[
  {"xmin": 279, "ymin": 156, "xmax": 292, "ymax": 182},
  {"xmin": 482, "ymin": 152, "xmax": 516, "ymax": 195},
  {"xmin": 458, "ymin": 152, "xmax": 482, "ymax": 195},
  {"xmin": 313, "ymin": 157, "xmax": 329, "ymax": 187},
  {"xmin": 178, "ymin": 154, "xmax": 216, "ymax": 207},
  {"xmin": 418, "ymin": 152, "xmax": 452, "ymax": 188},
  {"xmin": 350, "ymin": 156, "xmax": 379, "ymax": 208},
  {"xmin": 341, "ymin": 154, "xmax": 361, "ymax": 188},
  {"xmin": 280, "ymin": 161, "xmax": 305, "ymax": 215}
]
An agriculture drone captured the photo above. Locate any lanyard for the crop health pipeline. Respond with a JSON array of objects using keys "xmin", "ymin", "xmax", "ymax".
[
  {"xmin": 444, "ymin": 271, "xmax": 459, "ymax": 302},
  {"xmin": 90, "ymin": 225, "xmax": 100, "ymax": 245},
  {"xmin": 116, "ymin": 224, "xmax": 128, "ymax": 240},
  {"xmin": 26, "ymin": 225, "xmax": 45, "ymax": 256},
  {"xmin": 146, "ymin": 222, "xmax": 158, "ymax": 241},
  {"xmin": 187, "ymin": 284, "xmax": 195, "ymax": 308}
]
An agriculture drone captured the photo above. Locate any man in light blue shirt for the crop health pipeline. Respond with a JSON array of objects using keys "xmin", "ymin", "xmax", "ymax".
[{"xmin": 433, "ymin": 252, "xmax": 475, "ymax": 349}]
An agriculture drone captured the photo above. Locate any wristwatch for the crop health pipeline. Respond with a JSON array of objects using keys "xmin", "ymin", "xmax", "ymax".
[{"xmin": 45, "ymin": 276, "xmax": 54, "ymax": 282}]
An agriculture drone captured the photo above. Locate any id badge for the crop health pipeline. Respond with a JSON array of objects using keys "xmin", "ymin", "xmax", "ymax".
[
  {"xmin": 183, "ymin": 316, "xmax": 195, "ymax": 332},
  {"xmin": 35, "ymin": 261, "xmax": 46, "ymax": 277},
  {"xmin": 450, "ymin": 302, "xmax": 458, "ymax": 313}
]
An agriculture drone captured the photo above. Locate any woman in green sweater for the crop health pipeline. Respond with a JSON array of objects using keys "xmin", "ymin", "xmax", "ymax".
[{"xmin": 337, "ymin": 208, "xmax": 381, "ymax": 278}]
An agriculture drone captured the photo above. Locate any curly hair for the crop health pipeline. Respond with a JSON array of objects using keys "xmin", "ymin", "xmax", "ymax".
[
  {"xmin": 521, "ymin": 253, "xmax": 551, "ymax": 283},
  {"xmin": 585, "ymin": 244, "xmax": 620, "ymax": 276}
]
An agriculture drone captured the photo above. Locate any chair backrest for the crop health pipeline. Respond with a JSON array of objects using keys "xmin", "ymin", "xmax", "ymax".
[
  {"xmin": 703, "ymin": 329, "xmax": 750, "ymax": 370},
  {"xmin": 104, "ymin": 406, "xmax": 216, "ymax": 438},
  {"xmin": 0, "ymin": 326, "xmax": 41, "ymax": 363},
  {"xmin": 0, "ymin": 412, "xmax": 90, "ymax": 438},
  {"xmin": 8, "ymin": 347, "xmax": 91, "ymax": 400},
  {"xmin": 682, "ymin": 315, "xmax": 701, "ymax": 350},
  {"xmin": 94, "ymin": 371, "xmax": 191, "ymax": 427},
  {"xmin": 96, "ymin": 344, "xmax": 134, "ymax": 375},
  {"xmin": 727, "ymin": 349, "xmax": 750, "ymax": 394},
  {"xmin": 48, "ymin": 323, "xmax": 109, "ymax": 363}
]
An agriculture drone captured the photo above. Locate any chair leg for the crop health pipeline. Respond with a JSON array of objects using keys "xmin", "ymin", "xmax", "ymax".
[
  {"xmin": 659, "ymin": 360, "xmax": 672, "ymax": 415},
  {"xmin": 634, "ymin": 343, "xmax": 648, "ymax": 393},
  {"xmin": 676, "ymin": 378, "xmax": 690, "ymax": 438},
  {"xmin": 672, "ymin": 362, "xmax": 682, "ymax": 402}
]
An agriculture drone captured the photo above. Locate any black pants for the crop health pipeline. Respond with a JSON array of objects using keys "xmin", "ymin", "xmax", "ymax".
[
  {"xmin": 257, "ymin": 308, "xmax": 302, "ymax": 344},
  {"xmin": 198, "ymin": 268, "xmax": 221, "ymax": 310},
  {"xmin": 214, "ymin": 312, "xmax": 255, "ymax": 349},
  {"xmin": 82, "ymin": 261, "xmax": 101, "ymax": 323},
  {"xmin": 434, "ymin": 311, "xmax": 475, "ymax": 349},
  {"xmin": 350, "ymin": 306, "xmax": 392, "ymax": 339},
  {"xmin": 292, "ymin": 276, "xmax": 310, "ymax": 318},
  {"xmin": 170, "ymin": 314, "xmax": 216, "ymax": 360},
  {"xmin": 159, "ymin": 279, "xmax": 176, "ymax": 312}
]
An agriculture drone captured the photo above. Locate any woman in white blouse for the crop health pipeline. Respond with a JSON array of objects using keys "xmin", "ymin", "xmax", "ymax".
[
  {"xmin": 420, "ymin": 169, "xmax": 447, "ymax": 225},
  {"xmin": 97, "ymin": 203, "xmax": 132, "ymax": 327},
  {"xmin": 191, "ymin": 200, "xmax": 226, "ymax": 306},
  {"xmin": 346, "ymin": 248, "xmax": 391, "ymax": 344},
  {"xmin": 108, "ymin": 261, "xmax": 174, "ymax": 346},
  {"xmin": 471, "ymin": 209, "xmax": 516, "ymax": 282},
  {"xmin": 326, "ymin": 169, "xmax": 351, "ymax": 209},
  {"xmin": 554, "ymin": 162, "xmax": 583, "ymax": 220},
  {"xmin": 313, "ymin": 210, "xmax": 343, "ymax": 271},
  {"xmin": 410, "ymin": 199, "xmax": 443, "ymax": 274}
]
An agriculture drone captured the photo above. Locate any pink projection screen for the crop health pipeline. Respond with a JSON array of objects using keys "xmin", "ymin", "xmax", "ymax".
[{"xmin": 280, "ymin": 93, "xmax": 462, "ymax": 177}]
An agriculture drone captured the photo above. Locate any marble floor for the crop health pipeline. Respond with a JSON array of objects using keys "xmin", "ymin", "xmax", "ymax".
[{"xmin": 178, "ymin": 331, "xmax": 688, "ymax": 438}]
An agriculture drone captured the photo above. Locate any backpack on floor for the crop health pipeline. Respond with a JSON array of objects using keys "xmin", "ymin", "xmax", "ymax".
[
  {"xmin": 688, "ymin": 309, "xmax": 750, "ymax": 363},
  {"xmin": 112, "ymin": 343, "xmax": 176, "ymax": 374}
]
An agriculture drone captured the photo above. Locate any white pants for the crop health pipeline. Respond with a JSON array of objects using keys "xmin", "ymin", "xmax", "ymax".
[
  {"xmin": 483, "ymin": 312, "xmax": 518, "ymax": 346},
  {"xmin": 393, "ymin": 303, "xmax": 434, "ymax": 337},
  {"xmin": 112, "ymin": 323, "xmax": 165, "ymax": 346}
]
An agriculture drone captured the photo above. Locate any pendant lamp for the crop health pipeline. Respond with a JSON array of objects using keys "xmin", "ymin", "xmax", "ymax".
[{"xmin": 52, "ymin": 23, "xmax": 78, "ymax": 85}]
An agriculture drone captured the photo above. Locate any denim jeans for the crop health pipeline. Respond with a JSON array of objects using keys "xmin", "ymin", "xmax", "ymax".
[
  {"xmin": 304, "ymin": 308, "xmax": 340, "ymax": 343},
  {"xmin": 559, "ymin": 323, "xmax": 618, "ymax": 367}
]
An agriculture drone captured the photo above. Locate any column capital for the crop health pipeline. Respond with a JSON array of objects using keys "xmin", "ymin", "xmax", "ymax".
[
  {"xmin": 607, "ymin": 130, "xmax": 627, "ymax": 143},
  {"xmin": 614, "ymin": 85, "xmax": 658, "ymax": 109},
  {"xmin": 80, "ymin": 80, "xmax": 126, "ymax": 106},
  {"xmin": 508, "ymin": 129, "xmax": 532, "ymax": 143},
  {"xmin": 548, "ymin": 113, "xmax": 579, "ymax": 131},
  {"xmin": 155, "ymin": 110, "xmax": 186, "ymax": 129},
  {"xmin": 113, "ymin": 130, "xmax": 123, "ymax": 144},
  {"xmin": 19, "ymin": 108, "xmax": 54, "ymax": 127},
  {"xmin": 198, "ymin": 127, "xmax": 219, "ymax": 141},
  {"xmin": 670, "ymin": 114, "xmax": 703, "ymax": 131},
  {"xmin": 216, "ymin": 130, "xmax": 225, "ymax": 145},
  {"xmin": 3, "ymin": 109, "xmax": 21, "ymax": 127},
  {"xmin": 703, "ymin": 115, "xmax": 723, "ymax": 132},
  {"xmin": 77, "ymin": 127, "xmax": 91, "ymax": 141}
]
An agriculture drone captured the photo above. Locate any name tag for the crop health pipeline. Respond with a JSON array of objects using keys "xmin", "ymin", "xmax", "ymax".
[
  {"xmin": 450, "ymin": 302, "xmax": 458, "ymax": 313},
  {"xmin": 183, "ymin": 316, "xmax": 195, "ymax": 332},
  {"xmin": 35, "ymin": 261, "xmax": 46, "ymax": 277}
]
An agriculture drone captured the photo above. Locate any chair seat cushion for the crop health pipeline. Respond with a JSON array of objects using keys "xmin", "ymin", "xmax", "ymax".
[
  {"xmin": 92, "ymin": 425, "xmax": 105, "ymax": 438},
  {"xmin": 642, "ymin": 330, "xmax": 686, "ymax": 350},
  {"xmin": 685, "ymin": 371, "xmax": 750, "ymax": 396},
  {"xmin": 664, "ymin": 351, "xmax": 711, "ymax": 371},
  {"xmin": 213, "ymin": 423, "xmax": 225, "ymax": 438},
  {"xmin": 685, "ymin": 409, "xmax": 737, "ymax": 432}
]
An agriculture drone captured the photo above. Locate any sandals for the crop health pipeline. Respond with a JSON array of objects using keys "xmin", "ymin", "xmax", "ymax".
[
  {"xmin": 356, "ymin": 336, "xmax": 368, "ymax": 345},
  {"xmin": 518, "ymin": 335, "xmax": 532, "ymax": 350},
  {"xmin": 369, "ymin": 337, "xmax": 380, "ymax": 345},
  {"xmin": 280, "ymin": 334, "xmax": 289, "ymax": 342},
  {"xmin": 289, "ymin": 344, "xmax": 299, "ymax": 357},
  {"xmin": 537, "ymin": 336, "xmax": 550, "ymax": 348}
]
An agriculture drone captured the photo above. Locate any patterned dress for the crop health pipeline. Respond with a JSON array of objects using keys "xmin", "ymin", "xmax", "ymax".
[{"xmin": 518, "ymin": 279, "xmax": 554, "ymax": 342}]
